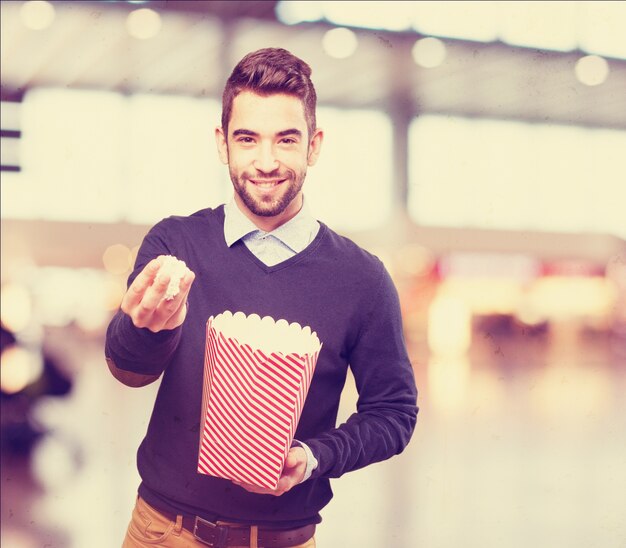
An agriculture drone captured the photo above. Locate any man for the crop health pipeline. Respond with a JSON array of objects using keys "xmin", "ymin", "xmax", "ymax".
[{"xmin": 106, "ymin": 48, "xmax": 418, "ymax": 548}]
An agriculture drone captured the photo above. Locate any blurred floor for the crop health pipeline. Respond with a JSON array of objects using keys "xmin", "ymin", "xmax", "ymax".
[{"xmin": 2, "ymin": 320, "xmax": 625, "ymax": 548}]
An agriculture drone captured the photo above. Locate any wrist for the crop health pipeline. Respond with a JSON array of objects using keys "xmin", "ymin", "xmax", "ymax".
[{"xmin": 293, "ymin": 440, "xmax": 318, "ymax": 482}]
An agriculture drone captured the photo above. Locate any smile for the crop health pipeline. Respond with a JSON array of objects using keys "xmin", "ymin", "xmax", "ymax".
[{"xmin": 249, "ymin": 179, "xmax": 285, "ymax": 189}]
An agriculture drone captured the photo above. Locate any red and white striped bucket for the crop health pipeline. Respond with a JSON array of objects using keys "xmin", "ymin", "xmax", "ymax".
[{"xmin": 198, "ymin": 311, "xmax": 321, "ymax": 489}]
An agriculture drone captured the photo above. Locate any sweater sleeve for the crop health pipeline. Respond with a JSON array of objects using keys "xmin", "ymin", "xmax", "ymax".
[
  {"xmin": 104, "ymin": 220, "xmax": 183, "ymax": 377},
  {"xmin": 305, "ymin": 266, "xmax": 418, "ymax": 479}
]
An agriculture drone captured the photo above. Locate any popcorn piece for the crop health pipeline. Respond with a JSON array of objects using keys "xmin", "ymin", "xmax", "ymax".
[{"xmin": 157, "ymin": 255, "xmax": 188, "ymax": 300}]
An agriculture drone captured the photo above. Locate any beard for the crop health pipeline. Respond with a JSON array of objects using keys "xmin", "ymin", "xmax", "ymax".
[{"xmin": 230, "ymin": 167, "xmax": 306, "ymax": 218}]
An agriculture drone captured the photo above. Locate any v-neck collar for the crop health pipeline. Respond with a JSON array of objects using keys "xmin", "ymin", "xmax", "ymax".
[
  {"xmin": 217, "ymin": 205, "xmax": 327, "ymax": 274},
  {"xmin": 223, "ymin": 198, "xmax": 320, "ymax": 254}
]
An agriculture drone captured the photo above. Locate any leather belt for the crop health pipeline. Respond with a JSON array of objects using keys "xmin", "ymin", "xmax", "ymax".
[{"xmin": 158, "ymin": 507, "xmax": 315, "ymax": 547}]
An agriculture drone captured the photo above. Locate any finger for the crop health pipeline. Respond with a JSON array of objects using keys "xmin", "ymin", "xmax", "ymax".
[
  {"xmin": 285, "ymin": 452, "xmax": 298, "ymax": 469},
  {"xmin": 179, "ymin": 269, "xmax": 196, "ymax": 295},
  {"xmin": 173, "ymin": 269, "xmax": 196, "ymax": 308},
  {"xmin": 155, "ymin": 270, "xmax": 196, "ymax": 330},
  {"xmin": 273, "ymin": 476, "xmax": 295, "ymax": 496},
  {"xmin": 122, "ymin": 257, "xmax": 164, "ymax": 310},
  {"xmin": 128, "ymin": 273, "xmax": 171, "ymax": 329},
  {"xmin": 233, "ymin": 478, "xmax": 286, "ymax": 496},
  {"xmin": 140, "ymin": 271, "xmax": 171, "ymax": 312},
  {"xmin": 285, "ymin": 447, "xmax": 305, "ymax": 469},
  {"xmin": 233, "ymin": 481, "xmax": 272, "ymax": 495},
  {"xmin": 156, "ymin": 267, "xmax": 195, "ymax": 308}
]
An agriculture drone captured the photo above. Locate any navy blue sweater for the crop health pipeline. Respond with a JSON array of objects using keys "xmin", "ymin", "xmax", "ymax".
[{"xmin": 105, "ymin": 206, "xmax": 418, "ymax": 527}]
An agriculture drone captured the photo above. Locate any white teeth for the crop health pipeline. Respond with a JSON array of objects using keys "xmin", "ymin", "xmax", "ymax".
[{"xmin": 254, "ymin": 181, "xmax": 279, "ymax": 189}]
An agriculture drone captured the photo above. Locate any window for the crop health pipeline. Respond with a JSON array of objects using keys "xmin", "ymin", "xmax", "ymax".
[
  {"xmin": 408, "ymin": 115, "xmax": 626, "ymax": 237},
  {"xmin": 1, "ymin": 88, "xmax": 227, "ymax": 224},
  {"xmin": 305, "ymin": 107, "xmax": 393, "ymax": 231}
]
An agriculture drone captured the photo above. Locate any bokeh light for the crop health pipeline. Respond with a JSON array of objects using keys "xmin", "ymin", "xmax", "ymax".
[
  {"xmin": 0, "ymin": 283, "xmax": 33, "ymax": 333},
  {"xmin": 575, "ymin": 55, "xmax": 609, "ymax": 86},
  {"xmin": 31, "ymin": 434, "xmax": 79, "ymax": 491},
  {"xmin": 126, "ymin": 8, "xmax": 162, "ymax": 40},
  {"xmin": 0, "ymin": 345, "xmax": 43, "ymax": 394},
  {"xmin": 322, "ymin": 27, "xmax": 358, "ymax": 59},
  {"xmin": 20, "ymin": 0, "xmax": 55, "ymax": 31},
  {"xmin": 427, "ymin": 293, "xmax": 472, "ymax": 356},
  {"xmin": 102, "ymin": 244, "xmax": 133, "ymax": 276},
  {"xmin": 427, "ymin": 355, "xmax": 471, "ymax": 414},
  {"xmin": 412, "ymin": 37, "xmax": 447, "ymax": 68}
]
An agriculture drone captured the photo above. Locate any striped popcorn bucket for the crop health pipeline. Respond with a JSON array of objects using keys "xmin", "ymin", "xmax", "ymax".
[{"xmin": 198, "ymin": 311, "xmax": 322, "ymax": 489}]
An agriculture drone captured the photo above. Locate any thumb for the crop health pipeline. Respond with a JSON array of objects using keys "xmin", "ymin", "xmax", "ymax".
[
  {"xmin": 285, "ymin": 450, "xmax": 300, "ymax": 469},
  {"xmin": 285, "ymin": 454, "xmax": 297, "ymax": 469}
]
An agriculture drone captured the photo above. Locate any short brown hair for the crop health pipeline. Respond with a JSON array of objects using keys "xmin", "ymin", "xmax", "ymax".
[{"xmin": 221, "ymin": 48, "xmax": 317, "ymax": 139}]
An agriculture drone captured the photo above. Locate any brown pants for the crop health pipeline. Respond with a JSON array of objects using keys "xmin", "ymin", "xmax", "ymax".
[{"xmin": 122, "ymin": 497, "xmax": 316, "ymax": 548}]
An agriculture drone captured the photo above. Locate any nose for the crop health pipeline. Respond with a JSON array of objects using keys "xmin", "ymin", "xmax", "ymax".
[{"xmin": 253, "ymin": 142, "xmax": 279, "ymax": 173}]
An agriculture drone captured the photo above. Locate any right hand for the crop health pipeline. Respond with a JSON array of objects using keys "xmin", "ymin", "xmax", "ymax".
[{"xmin": 121, "ymin": 256, "xmax": 195, "ymax": 333}]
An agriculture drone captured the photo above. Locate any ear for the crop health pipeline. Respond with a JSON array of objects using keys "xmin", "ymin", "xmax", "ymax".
[
  {"xmin": 307, "ymin": 128, "xmax": 324, "ymax": 167},
  {"xmin": 215, "ymin": 127, "xmax": 229, "ymax": 165}
]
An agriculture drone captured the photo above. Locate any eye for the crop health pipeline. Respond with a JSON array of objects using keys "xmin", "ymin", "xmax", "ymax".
[
  {"xmin": 280, "ymin": 137, "xmax": 297, "ymax": 145},
  {"xmin": 237, "ymin": 136, "xmax": 255, "ymax": 144}
]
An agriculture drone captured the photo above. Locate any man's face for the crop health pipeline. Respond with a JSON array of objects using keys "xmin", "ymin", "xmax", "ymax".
[{"xmin": 216, "ymin": 91, "xmax": 323, "ymax": 231}]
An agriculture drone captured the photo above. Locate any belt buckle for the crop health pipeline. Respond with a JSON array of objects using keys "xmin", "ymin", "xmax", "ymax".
[{"xmin": 193, "ymin": 516, "xmax": 229, "ymax": 548}]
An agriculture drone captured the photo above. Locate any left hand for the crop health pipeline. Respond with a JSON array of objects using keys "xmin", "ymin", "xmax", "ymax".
[{"xmin": 233, "ymin": 447, "xmax": 307, "ymax": 496}]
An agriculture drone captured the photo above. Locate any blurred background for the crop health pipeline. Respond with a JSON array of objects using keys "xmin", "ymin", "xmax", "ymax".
[{"xmin": 1, "ymin": 1, "xmax": 625, "ymax": 547}]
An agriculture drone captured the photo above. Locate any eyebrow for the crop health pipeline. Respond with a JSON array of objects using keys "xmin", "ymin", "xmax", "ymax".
[
  {"xmin": 277, "ymin": 129, "xmax": 302, "ymax": 138},
  {"xmin": 231, "ymin": 128, "xmax": 302, "ymax": 138},
  {"xmin": 232, "ymin": 129, "xmax": 258, "ymax": 137}
]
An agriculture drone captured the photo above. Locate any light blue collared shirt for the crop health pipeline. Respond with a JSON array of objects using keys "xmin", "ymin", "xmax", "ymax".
[{"xmin": 224, "ymin": 198, "xmax": 320, "ymax": 266}]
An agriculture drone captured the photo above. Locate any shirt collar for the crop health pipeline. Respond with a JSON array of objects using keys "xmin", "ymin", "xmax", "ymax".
[{"xmin": 223, "ymin": 197, "xmax": 319, "ymax": 253}]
